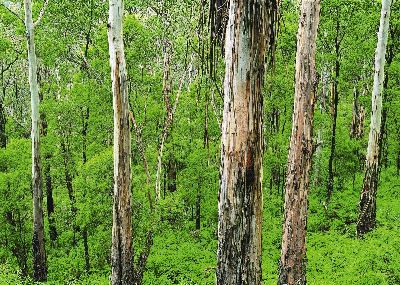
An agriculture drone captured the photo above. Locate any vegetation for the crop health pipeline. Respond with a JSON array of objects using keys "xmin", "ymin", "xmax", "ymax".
[{"xmin": 0, "ymin": 0, "xmax": 399, "ymax": 284}]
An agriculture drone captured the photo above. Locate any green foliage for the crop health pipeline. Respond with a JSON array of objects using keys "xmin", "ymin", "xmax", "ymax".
[{"xmin": 0, "ymin": 0, "xmax": 399, "ymax": 284}]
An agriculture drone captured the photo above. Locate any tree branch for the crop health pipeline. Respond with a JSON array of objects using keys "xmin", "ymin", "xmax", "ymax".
[
  {"xmin": 0, "ymin": 2, "xmax": 24, "ymax": 26},
  {"xmin": 34, "ymin": 0, "xmax": 49, "ymax": 28}
]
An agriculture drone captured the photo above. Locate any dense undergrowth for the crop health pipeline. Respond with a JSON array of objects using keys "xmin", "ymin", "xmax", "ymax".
[{"xmin": 1, "ymin": 167, "xmax": 399, "ymax": 284}]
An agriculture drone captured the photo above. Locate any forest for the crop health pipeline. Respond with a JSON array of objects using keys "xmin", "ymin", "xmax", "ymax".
[{"xmin": 0, "ymin": 0, "xmax": 399, "ymax": 284}]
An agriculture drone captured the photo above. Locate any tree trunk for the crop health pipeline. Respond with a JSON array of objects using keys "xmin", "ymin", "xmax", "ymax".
[
  {"xmin": 0, "ymin": 101, "xmax": 6, "ymax": 148},
  {"xmin": 24, "ymin": 0, "xmax": 47, "ymax": 281},
  {"xmin": 108, "ymin": 0, "xmax": 134, "ymax": 284},
  {"xmin": 44, "ymin": 159, "xmax": 57, "ymax": 242},
  {"xmin": 326, "ymin": 25, "xmax": 340, "ymax": 203},
  {"xmin": 357, "ymin": 0, "xmax": 392, "ymax": 237},
  {"xmin": 217, "ymin": 1, "xmax": 274, "ymax": 284},
  {"xmin": 350, "ymin": 87, "xmax": 365, "ymax": 139},
  {"xmin": 81, "ymin": 107, "xmax": 90, "ymax": 273},
  {"xmin": 278, "ymin": 1, "xmax": 320, "ymax": 284}
]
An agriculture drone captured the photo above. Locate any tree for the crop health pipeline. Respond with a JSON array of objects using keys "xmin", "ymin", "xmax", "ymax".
[
  {"xmin": 108, "ymin": 0, "xmax": 133, "ymax": 283},
  {"xmin": 277, "ymin": 0, "xmax": 320, "ymax": 284},
  {"xmin": 216, "ymin": 0, "xmax": 276, "ymax": 283},
  {"xmin": 23, "ymin": 0, "xmax": 47, "ymax": 281},
  {"xmin": 357, "ymin": 0, "xmax": 392, "ymax": 237}
]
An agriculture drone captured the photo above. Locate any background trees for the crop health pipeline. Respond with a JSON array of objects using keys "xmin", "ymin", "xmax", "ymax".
[{"xmin": 0, "ymin": 0, "xmax": 399, "ymax": 284}]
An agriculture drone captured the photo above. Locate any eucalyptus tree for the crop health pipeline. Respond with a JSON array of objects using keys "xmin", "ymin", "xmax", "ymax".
[
  {"xmin": 278, "ymin": 0, "xmax": 320, "ymax": 284},
  {"xmin": 357, "ymin": 0, "xmax": 392, "ymax": 237},
  {"xmin": 23, "ymin": 0, "xmax": 49, "ymax": 281},
  {"xmin": 215, "ymin": 0, "xmax": 277, "ymax": 283}
]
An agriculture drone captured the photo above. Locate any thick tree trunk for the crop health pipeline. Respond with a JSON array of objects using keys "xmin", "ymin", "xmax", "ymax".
[
  {"xmin": 278, "ymin": 1, "xmax": 320, "ymax": 284},
  {"xmin": 108, "ymin": 0, "xmax": 134, "ymax": 284},
  {"xmin": 217, "ymin": 1, "xmax": 273, "ymax": 284},
  {"xmin": 357, "ymin": 0, "xmax": 392, "ymax": 237},
  {"xmin": 24, "ymin": 0, "xmax": 47, "ymax": 281}
]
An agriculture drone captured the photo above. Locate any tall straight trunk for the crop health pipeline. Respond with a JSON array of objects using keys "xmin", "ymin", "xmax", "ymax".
[
  {"xmin": 217, "ymin": 1, "xmax": 273, "ymax": 283},
  {"xmin": 82, "ymin": 107, "xmax": 90, "ymax": 273},
  {"xmin": 350, "ymin": 87, "xmax": 365, "ymax": 139},
  {"xmin": 108, "ymin": 0, "xmax": 133, "ymax": 284},
  {"xmin": 326, "ymin": 10, "xmax": 341, "ymax": 203},
  {"xmin": 24, "ymin": 0, "xmax": 47, "ymax": 281},
  {"xmin": 357, "ymin": 0, "xmax": 392, "ymax": 237},
  {"xmin": 278, "ymin": 1, "xmax": 320, "ymax": 284},
  {"xmin": 0, "ymin": 100, "xmax": 6, "ymax": 148},
  {"xmin": 44, "ymin": 159, "xmax": 57, "ymax": 242}
]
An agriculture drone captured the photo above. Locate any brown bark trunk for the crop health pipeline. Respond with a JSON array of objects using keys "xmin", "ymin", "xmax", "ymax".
[
  {"xmin": 108, "ymin": 0, "xmax": 134, "ymax": 283},
  {"xmin": 217, "ymin": 1, "xmax": 274, "ymax": 284},
  {"xmin": 278, "ymin": 1, "xmax": 320, "ymax": 284}
]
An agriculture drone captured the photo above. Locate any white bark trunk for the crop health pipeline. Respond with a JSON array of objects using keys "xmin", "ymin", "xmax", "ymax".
[
  {"xmin": 217, "ymin": 1, "xmax": 272, "ymax": 284},
  {"xmin": 24, "ymin": 0, "xmax": 47, "ymax": 281},
  {"xmin": 357, "ymin": 0, "xmax": 392, "ymax": 236},
  {"xmin": 108, "ymin": 0, "xmax": 133, "ymax": 283}
]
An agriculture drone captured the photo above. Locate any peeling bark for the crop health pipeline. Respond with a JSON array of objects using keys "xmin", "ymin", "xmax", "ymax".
[
  {"xmin": 357, "ymin": 0, "xmax": 392, "ymax": 237},
  {"xmin": 108, "ymin": 0, "xmax": 133, "ymax": 284},
  {"xmin": 217, "ymin": 0, "xmax": 275, "ymax": 284},
  {"xmin": 278, "ymin": 1, "xmax": 320, "ymax": 284}
]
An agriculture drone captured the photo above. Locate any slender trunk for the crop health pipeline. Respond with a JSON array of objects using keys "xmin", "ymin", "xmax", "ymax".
[
  {"xmin": 108, "ymin": 0, "xmax": 133, "ymax": 283},
  {"xmin": 45, "ymin": 159, "xmax": 57, "ymax": 242},
  {"xmin": 0, "ymin": 100, "xmax": 6, "ymax": 148},
  {"xmin": 155, "ymin": 66, "xmax": 187, "ymax": 201},
  {"xmin": 195, "ymin": 186, "xmax": 201, "ymax": 230},
  {"xmin": 278, "ymin": 1, "xmax": 320, "ymax": 284},
  {"xmin": 129, "ymin": 111, "xmax": 153, "ymax": 209},
  {"xmin": 82, "ymin": 107, "xmax": 90, "ymax": 273},
  {"xmin": 167, "ymin": 157, "xmax": 177, "ymax": 192},
  {"xmin": 60, "ymin": 138, "xmax": 79, "ymax": 245},
  {"xmin": 155, "ymin": 46, "xmax": 172, "ymax": 199},
  {"xmin": 217, "ymin": 1, "xmax": 273, "ymax": 283},
  {"xmin": 24, "ymin": 0, "xmax": 47, "ymax": 281},
  {"xmin": 0, "ymin": 70, "xmax": 6, "ymax": 147},
  {"xmin": 83, "ymin": 226, "xmax": 90, "ymax": 273},
  {"xmin": 350, "ymin": 87, "xmax": 365, "ymax": 139},
  {"xmin": 326, "ymin": 31, "xmax": 340, "ymax": 203},
  {"xmin": 357, "ymin": 0, "xmax": 392, "ymax": 237}
]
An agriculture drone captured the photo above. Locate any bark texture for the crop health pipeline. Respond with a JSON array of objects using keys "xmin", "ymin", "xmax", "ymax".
[
  {"xmin": 24, "ymin": 0, "xmax": 47, "ymax": 281},
  {"xmin": 350, "ymin": 87, "xmax": 365, "ymax": 139},
  {"xmin": 108, "ymin": 0, "xmax": 133, "ymax": 284},
  {"xmin": 217, "ymin": 0, "xmax": 274, "ymax": 284},
  {"xmin": 357, "ymin": 0, "xmax": 392, "ymax": 237},
  {"xmin": 278, "ymin": 0, "xmax": 320, "ymax": 284}
]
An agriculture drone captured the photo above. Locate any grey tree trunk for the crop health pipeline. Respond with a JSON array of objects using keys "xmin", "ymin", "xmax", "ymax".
[
  {"xmin": 24, "ymin": 0, "xmax": 47, "ymax": 281},
  {"xmin": 278, "ymin": 0, "xmax": 320, "ymax": 284},
  {"xmin": 108, "ymin": 0, "xmax": 133, "ymax": 284},
  {"xmin": 357, "ymin": 0, "xmax": 392, "ymax": 237},
  {"xmin": 216, "ymin": 0, "xmax": 274, "ymax": 284}
]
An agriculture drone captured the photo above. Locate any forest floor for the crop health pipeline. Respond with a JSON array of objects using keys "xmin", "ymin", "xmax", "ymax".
[{"xmin": 1, "ymin": 168, "xmax": 399, "ymax": 284}]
